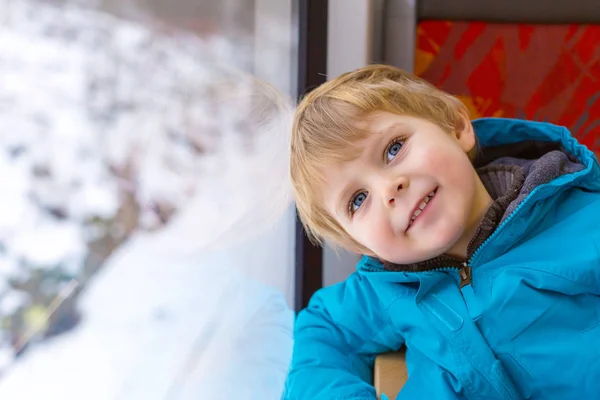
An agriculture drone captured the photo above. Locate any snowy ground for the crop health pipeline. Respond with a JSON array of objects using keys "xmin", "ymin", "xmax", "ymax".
[
  {"xmin": 0, "ymin": 0, "xmax": 296, "ymax": 398},
  {"xmin": 0, "ymin": 233, "xmax": 295, "ymax": 400}
]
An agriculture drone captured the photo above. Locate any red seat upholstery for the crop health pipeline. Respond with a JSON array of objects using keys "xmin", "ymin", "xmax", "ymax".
[{"xmin": 416, "ymin": 21, "xmax": 600, "ymax": 156}]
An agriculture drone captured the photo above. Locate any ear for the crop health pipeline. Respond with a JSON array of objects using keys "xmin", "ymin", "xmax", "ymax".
[{"xmin": 453, "ymin": 111, "xmax": 476, "ymax": 154}]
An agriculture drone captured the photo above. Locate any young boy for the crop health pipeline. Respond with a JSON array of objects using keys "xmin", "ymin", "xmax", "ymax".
[{"xmin": 284, "ymin": 64, "xmax": 600, "ymax": 399}]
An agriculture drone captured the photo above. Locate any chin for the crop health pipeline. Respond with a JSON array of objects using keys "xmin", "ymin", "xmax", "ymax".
[
  {"xmin": 429, "ymin": 218, "xmax": 466, "ymax": 247},
  {"xmin": 377, "ymin": 247, "xmax": 435, "ymax": 265}
]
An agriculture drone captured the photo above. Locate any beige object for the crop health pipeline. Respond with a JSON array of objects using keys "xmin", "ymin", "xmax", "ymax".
[{"xmin": 374, "ymin": 348, "xmax": 408, "ymax": 400}]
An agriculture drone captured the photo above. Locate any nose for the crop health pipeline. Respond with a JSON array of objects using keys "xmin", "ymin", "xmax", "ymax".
[{"xmin": 382, "ymin": 176, "xmax": 408, "ymax": 207}]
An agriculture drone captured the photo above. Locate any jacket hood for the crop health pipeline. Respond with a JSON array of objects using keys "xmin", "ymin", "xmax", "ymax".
[{"xmin": 471, "ymin": 118, "xmax": 593, "ymax": 169}]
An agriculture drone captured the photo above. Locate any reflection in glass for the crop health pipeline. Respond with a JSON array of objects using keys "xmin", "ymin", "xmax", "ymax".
[{"xmin": 0, "ymin": 0, "xmax": 296, "ymax": 398}]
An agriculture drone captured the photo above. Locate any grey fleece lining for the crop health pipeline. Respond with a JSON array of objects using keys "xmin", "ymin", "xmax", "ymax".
[
  {"xmin": 383, "ymin": 146, "xmax": 584, "ymax": 273},
  {"xmin": 488, "ymin": 150, "xmax": 584, "ymax": 221},
  {"xmin": 467, "ymin": 164, "xmax": 524, "ymax": 255}
]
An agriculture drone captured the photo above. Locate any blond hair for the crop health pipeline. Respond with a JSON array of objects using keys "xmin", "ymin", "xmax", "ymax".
[{"xmin": 290, "ymin": 64, "xmax": 472, "ymax": 252}]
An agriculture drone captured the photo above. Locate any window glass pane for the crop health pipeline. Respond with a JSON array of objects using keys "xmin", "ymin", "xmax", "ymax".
[{"xmin": 0, "ymin": 1, "xmax": 297, "ymax": 398}]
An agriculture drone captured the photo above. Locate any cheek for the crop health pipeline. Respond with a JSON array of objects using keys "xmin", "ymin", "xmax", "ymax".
[
  {"xmin": 349, "ymin": 213, "xmax": 393, "ymax": 250},
  {"xmin": 405, "ymin": 144, "xmax": 452, "ymax": 186},
  {"xmin": 418, "ymin": 145, "xmax": 474, "ymax": 190},
  {"xmin": 417, "ymin": 143, "xmax": 463, "ymax": 175},
  {"xmin": 418, "ymin": 146, "xmax": 448, "ymax": 173}
]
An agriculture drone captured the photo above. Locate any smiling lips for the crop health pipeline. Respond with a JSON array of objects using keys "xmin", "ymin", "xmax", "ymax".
[{"xmin": 407, "ymin": 188, "xmax": 438, "ymax": 230}]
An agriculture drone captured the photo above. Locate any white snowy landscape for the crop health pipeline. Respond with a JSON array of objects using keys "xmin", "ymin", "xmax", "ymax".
[{"xmin": 0, "ymin": 0, "xmax": 296, "ymax": 398}]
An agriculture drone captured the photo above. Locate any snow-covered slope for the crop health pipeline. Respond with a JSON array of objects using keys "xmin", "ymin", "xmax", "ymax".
[
  {"xmin": 0, "ymin": 1, "xmax": 296, "ymax": 398},
  {"xmin": 0, "ymin": 234, "xmax": 294, "ymax": 399}
]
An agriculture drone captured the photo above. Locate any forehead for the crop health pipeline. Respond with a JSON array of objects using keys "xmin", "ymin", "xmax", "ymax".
[
  {"xmin": 354, "ymin": 111, "xmax": 396, "ymax": 134},
  {"xmin": 334, "ymin": 112, "xmax": 414, "ymax": 161},
  {"xmin": 365, "ymin": 111, "xmax": 428, "ymax": 133}
]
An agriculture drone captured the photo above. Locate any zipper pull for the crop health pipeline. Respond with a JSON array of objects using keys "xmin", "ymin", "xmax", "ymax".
[
  {"xmin": 458, "ymin": 262, "xmax": 483, "ymax": 319},
  {"xmin": 459, "ymin": 262, "xmax": 472, "ymax": 288}
]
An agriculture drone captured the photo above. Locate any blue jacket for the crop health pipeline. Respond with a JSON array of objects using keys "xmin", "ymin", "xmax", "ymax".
[{"xmin": 284, "ymin": 119, "xmax": 600, "ymax": 399}]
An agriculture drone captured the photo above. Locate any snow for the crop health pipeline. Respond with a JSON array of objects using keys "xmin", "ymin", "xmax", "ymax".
[
  {"xmin": 0, "ymin": 290, "xmax": 29, "ymax": 316},
  {"xmin": 0, "ymin": 234, "xmax": 295, "ymax": 400},
  {"xmin": 0, "ymin": 1, "xmax": 124, "ymax": 275},
  {"xmin": 0, "ymin": 346, "xmax": 12, "ymax": 372},
  {"xmin": 11, "ymin": 222, "xmax": 86, "ymax": 271},
  {"xmin": 0, "ymin": 0, "xmax": 296, "ymax": 398}
]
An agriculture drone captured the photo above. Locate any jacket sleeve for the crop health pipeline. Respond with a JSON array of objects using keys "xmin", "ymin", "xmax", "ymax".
[{"xmin": 284, "ymin": 274, "xmax": 401, "ymax": 400}]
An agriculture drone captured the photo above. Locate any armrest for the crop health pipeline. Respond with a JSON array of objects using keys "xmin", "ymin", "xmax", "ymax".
[{"xmin": 373, "ymin": 348, "xmax": 408, "ymax": 400}]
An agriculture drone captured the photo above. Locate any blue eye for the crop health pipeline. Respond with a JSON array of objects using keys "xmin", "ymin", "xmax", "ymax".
[
  {"xmin": 349, "ymin": 191, "xmax": 367, "ymax": 214},
  {"xmin": 386, "ymin": 140, "xmax": 403, "ymax": 162}
]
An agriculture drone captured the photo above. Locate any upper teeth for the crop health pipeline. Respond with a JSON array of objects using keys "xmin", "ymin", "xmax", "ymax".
[{"xmin": 411, "ymin": 191, "xmax": 436, "ymax": 223}]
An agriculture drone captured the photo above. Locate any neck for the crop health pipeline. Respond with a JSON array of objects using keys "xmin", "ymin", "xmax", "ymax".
[{"xmin": 447, "ymin": 176, "xmax": 493, "ymax": 259}]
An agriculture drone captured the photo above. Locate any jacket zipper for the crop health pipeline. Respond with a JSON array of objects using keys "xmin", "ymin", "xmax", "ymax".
[
  {"xmin": 455, "ymin": 192, "xmax": 534, "ymax": 289},
  {"xmin": 458, "ymin": 262, "xmax": 472, "ymax": 288}
]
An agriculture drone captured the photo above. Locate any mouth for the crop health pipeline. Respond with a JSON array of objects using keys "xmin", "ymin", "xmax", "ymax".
[{"xmin": 406, "ymin": 187, "xmax": 438, "ymax": 231}]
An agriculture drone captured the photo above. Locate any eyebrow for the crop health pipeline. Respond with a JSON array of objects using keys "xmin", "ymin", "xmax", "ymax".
[{"xmin": 374, "ymin": 122, "xmax": 411, "ymax": 136}]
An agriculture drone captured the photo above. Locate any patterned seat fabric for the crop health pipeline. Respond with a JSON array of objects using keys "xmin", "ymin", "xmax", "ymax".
[{"xmin": 416, "ymin": 21, "xmax": 600, "ymax": 156}]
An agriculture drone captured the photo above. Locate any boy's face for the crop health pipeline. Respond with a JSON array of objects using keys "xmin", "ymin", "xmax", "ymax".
[{"xmin": 321, "ymin": 112, "xmax": 492, "ymax": 264}]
